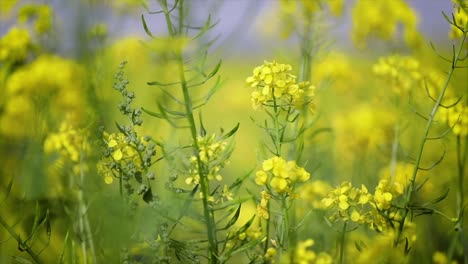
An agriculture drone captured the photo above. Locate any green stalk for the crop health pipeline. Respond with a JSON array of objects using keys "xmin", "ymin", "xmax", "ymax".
[
  {"xmin": 0, "ymin": 216, "xmax": 42, "ymax": 264},
  {"xmin": 272, "ymin": 93, "xmax": 282, "ymax": 156},
  {"xmin": 161, "ymin": 1, "xmax": 218, "ymax": 261},
  {"xmin": 339, "ymin": 222, "xmax": 347, "ymax": 264},
  {"xmin": 455, "ymin": 134, "xmax": 468, "ymax": 263},
  {"xmin": 396, "ymin": 32, "xmax": 467, "ymax": 245}
]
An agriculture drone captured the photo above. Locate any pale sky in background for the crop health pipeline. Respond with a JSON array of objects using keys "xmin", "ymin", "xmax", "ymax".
[{"xmin": 0, "ymin": 0, "xmax": 455, "ymax": 59}]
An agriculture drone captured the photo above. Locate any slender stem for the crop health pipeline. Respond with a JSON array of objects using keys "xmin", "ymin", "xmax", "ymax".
[
  {"xmin": 272, "ymin": 93, "xmax": 282, "ymax": 156},
  {"xmin": 79, "ymin": 151, "xmax": 97, "ymax": 264},
  {"xmin": 397, "ymin": 32, "xmax": 467, "ymax": 245},
  {"xmin": 339, "ymin": 222, "xmax": 347, "ymax": 264},
  {"xmin": 0, "ymin": 216, "xmax": 42, "ymax": 264},
  {"xmin": 161, "ymin": 1, "xmax": 218, "ymax": 261},
  {"xmin": 263, "ymin": 201, "xmax": 271, "ymax": 255},
  {"xmin": 456, "ymin": 134, "xmax": 468, "ymax": 263}
]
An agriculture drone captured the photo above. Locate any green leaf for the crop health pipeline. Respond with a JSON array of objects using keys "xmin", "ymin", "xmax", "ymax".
[
  {"xmin": 142, "ymin": 108, "xmax": 164, "ymax": 119},
  {"xmin": 206, "ymin": 60, "xmax": 222, "ymax": 79},
  {"xmin": 220, "ymin": 204, "xmax": 242, "ymax": 231},
  {"xmin": 1, "ymin": 176, "xmax": 14, "ymax": 204},
  {"xmin": 229, "ymin": 237, "xmax": 263, "ymax": 256},
  {"xmin": 199, "ymin": 112, "xmax": 207, "ymax": 137},
  {"xmin": 147, "ymin": 80, "xmax": 181, "ymax": 86},
  {"xmin": 429, "ymin": 188, "xmax": 450, "ymax": 205},
  {"xmin": 141, "ymin": 14, "xmax": 154, "ymax": 38},
  {"xmin": 222, "ymin": 123, "xmax": 240, "ymax": 140},
  {"xmin": 229, "ymin": 169, "xmax": 253, "ymax": 190}
]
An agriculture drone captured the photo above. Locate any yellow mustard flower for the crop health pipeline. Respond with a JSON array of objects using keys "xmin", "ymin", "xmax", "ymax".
[
  {"xmin": 256, "ymin": 156, "xmax": 311, "ymax": 194},
  {"xmin": 18, "ymin": 4, "xmax": 53, "ymax": 34},
  {"xmin": 246, "ymin": 61, "xmax": 316, "ymax": 112},
  {"xmin": 0, "ymin": 27, "xmax": 32, "ymax": 63},
  {"xmin": 352, "ymin": 0, "xmax": 422, "ymax": 48}
]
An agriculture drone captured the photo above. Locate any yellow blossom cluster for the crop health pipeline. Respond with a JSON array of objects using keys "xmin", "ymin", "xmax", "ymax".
[
  {"xmin": 433, "ymin": 251, "xmax": 459, "ymax": 264},
  {"xmin": 255, "ymin": 156, "xmax": 310, "ymax": 194},
  {"xmin": 352, "ymin": 0, "xmax": 422, "ymax": 48},
  {"xmin": 225, "ymin": 220, "xmax": 264, "ymax": 250},
  {"xmin": 312, "ymin": 52, "xmax": 359, "ymax": 92},
  {"xmin": 44, "ymin": 119, "xmax": 90, "ymax": 175},
  {"xmin": 348, "ymin": 222, "xmax": 417, "ymax": 263},
  {"xmin": 0, "ymin": 55, "xmax": 86, "ymax": 138},
  {"xmin": 246, "ymin": 61, "xmax": 316, "ymax": 112},
  {"xmin": 257, "ymin": 190, "xmax": 271, "ymax": 219},
  {"xmin": 97, "ymin": 132, "xmax": 150, "ymax": 184},
  {"xmin": 276, "ymin": 239, "xmax": 332, "ymax": 264},
  {"xmin": 185, "ymin": 133, "xmax": 229, "ymax": 185},
  {"xmin": 373, "ymin": 55, "xmax": 422, "ymax": 96},
  {"xmin": 300, "ymin": 180, "xmax": 332, "ymax": 209},
  {"xmin": 278, "ymin": 0, "xmax": 344, "ymax": 38},
  {"xmin": 450, "ymin": 0, "xmax": 468, "ymax": 39},
  {"xmin": 321, "ymin": 182, "xmax": 372, "ymax": 223},
  {"xmin": 0, "ymin": 27, "xmax": 33, "ymax": 63},
  {"xmin": 438, "ymin": 101, "xmax": 468, "ymax": 136},
  {"xmin": 18, "ymin": 4, "xmax": 53, "ymax": 34},
  {"xmin": 333, "ymin": 104, "xmax": 396, "ymax": 160}
]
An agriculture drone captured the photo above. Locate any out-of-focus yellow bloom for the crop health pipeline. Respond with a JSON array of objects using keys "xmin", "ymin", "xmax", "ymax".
[
  {"xmin": 300, "ymin": 180, "xmax": 332, "ymax": 209},
  {"xmin": 255, "ymin": 156, "xmax": 310, "ymax": 194},
  {"xmin": 18, "ymin": 4, "xmax": 53, "ymax": 34},
  {"xmin": 0, "ymin": 27, "xmax": 32, "ymax": 63},
  {"xmin": 352, "ymin": 0, "xmax": 422, "ymax": 48},
  {"xmin": 0, "ymin": 0, "xmax": 17, "ymax": 15},
  {"xmin": 246, "ymin": 61, "xmax": 316, "ymax": 112},
  {"xmin": 277, "ymin": 0, "xmax": 344, "ymax": 38},
  {"xmin": 450, "ymin": 1, "xmax": 468, "ymax": 39},
  {"xmin": 433, "ymin": 251, "xmax": 458, "ymax": 264},
  {"xmin": 313, "ymin": 52, "xmax": 359, "ymax": 92},
  {"xmin": 373, "ymin": 55, "xmax": 422, "ymax": 96},
  {"xmin": 279, "ymin": 239, "xmax": 332, "ymax": 264},
  {"xmin": 439, "ymin": 101, "xmax": 468, "ymax": 136},
  {"xmin": 333, "ymin": 104, "xmax": 396, "ymax": 159},
  {"xmin": 0, "ymin": 55, "xmax": 86, "ymax": 138},
  {"xmin": 88, "ymin": 23, "xmax": 108, "ymax": 38}
]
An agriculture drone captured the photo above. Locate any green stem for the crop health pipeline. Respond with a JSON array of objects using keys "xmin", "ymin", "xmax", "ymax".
[
  {"xmin": 456, "ymin": 134, "xmax": 468, "ymax": 263},
  {"xmin": 339, "ymin": 222, "xmax": 347, "ymax": 264},
  {"xmin": 272, "ymin": 93, "xmax": 282, "ymax": 156},
  {"xmin": 397, "ymin": 32, "xmax": 467, "ymax": 245},
  {"xmin": 0, "ymin": 215, "xmax": 42, "ymax": 264},
  {"xmin": 161, "ymin": 1, "xmax": 218, "ymax": 261}
]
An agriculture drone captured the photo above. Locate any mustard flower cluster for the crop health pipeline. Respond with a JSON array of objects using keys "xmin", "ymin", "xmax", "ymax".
[
  {"xmin": 300, "ymin": 180, "xmax": 332, "ymax": 209},
  {"xmin": 1, "ymin": 55, "xmax": 86, "ymax": 137},
  {"xmin": 352, "ymin": 0, "xmax": 422, "ymax": 48},
  {"xmin": 44, "ymin": 120, "xmax": 90, "ymax": 171},
  {"xmin": 433, "ymin": 251, "xmax": 459, "ymax": 264},
  {"xmin": 18, "ymin": 4, "xmax": 53, "ymax": 34},
  {"xmin": 269, "ymin": 239, "xmax": 332, "ymax": 264},
  {"xmin": 333, "ymin": 104, "xmax": 396, "ymax": 160},
  {"xmin": 0, "ymin": 27, "xmax": 33, "ymax": 63},
  {"xmin": 225, "ymin": 221, "xmax": 264, "ymax": 251},
  {"xmin": 321, "ymin": 182, "xmax": 373, "ymax": 223},
  {"xmin": 246, "ymin": 61, "xmax": 316, "ymax": 112},
  {"xmin": 257, "ymin": 190, "xmax": 271, "ymax": 220},
  {"xmin": 278, "ymin": 0, "xmax": 344, "ymax": 38},
  {"xmin": 373, "ymin": 55, "xmax": 422, "ymax": 95},
  {"xmin": 97, "ymin": 131, "xmax": 156, "ymax": 185},
  {"xmin": 255, "ymin": 156, "xmax": 310, "ymax": 194},
  {"xmin": 450, "ymin": 0, "xmax": 468, "ymax": 39},
  {"xmin": 185, "ymin": 133, "xmax": 229, "ymax": 186},
  {"xmin": 321, "ymin": 179, "xmax": 407, "ymax": 232},
  {"xmin": 313, "ymin": 52, "xmax": 358, "ymax": 92},
  {"xmin": 348, "ymin": 222, "xmax": 417, "ymax": 263}
]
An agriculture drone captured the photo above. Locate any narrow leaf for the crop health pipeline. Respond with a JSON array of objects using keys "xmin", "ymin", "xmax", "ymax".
[
  {"xmin": 222, "ymin": 123, "xmax": 240, "ymax": 139},
  {"xmin": 141, "ymin": 14, "xmax": 154, "ymax": 38}
]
